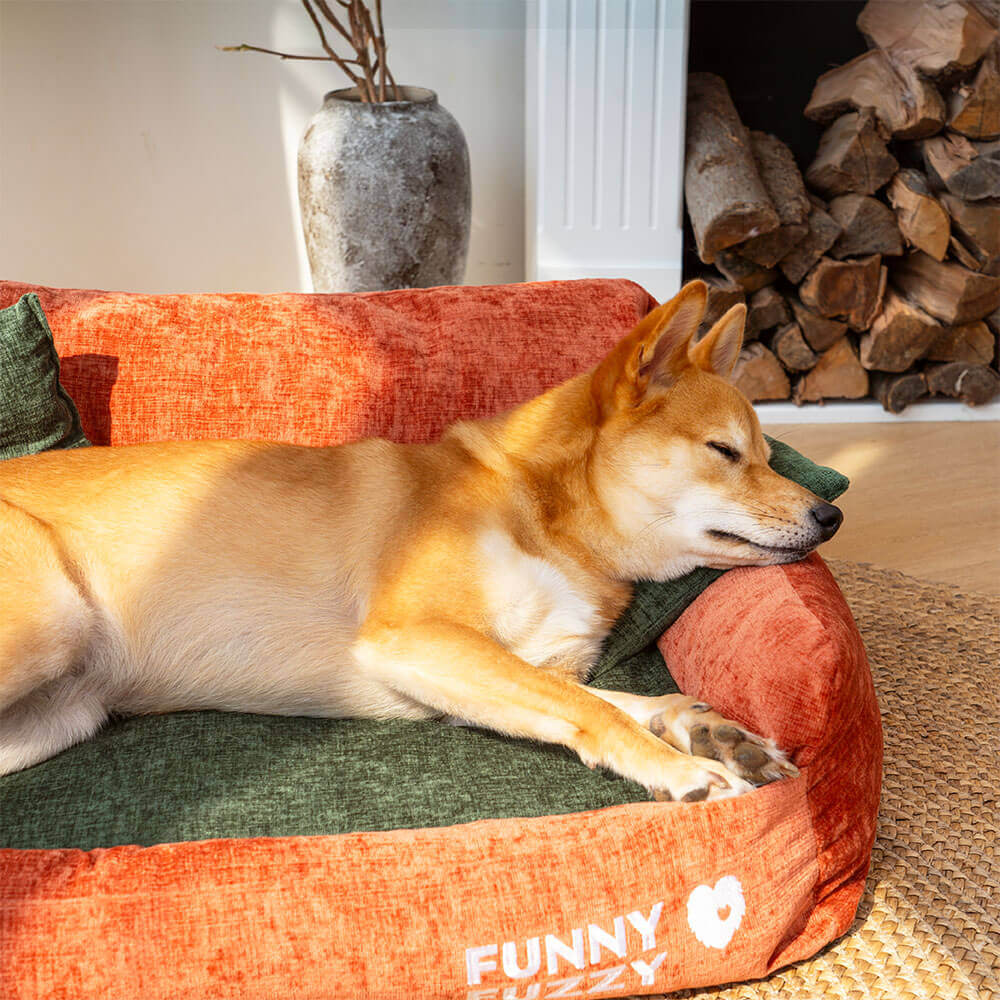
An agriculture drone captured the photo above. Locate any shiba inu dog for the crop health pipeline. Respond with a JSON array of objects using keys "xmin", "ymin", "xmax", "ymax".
[{"xmin": 0, "ymin": 280, "xmax": 841, "ymax": 800}]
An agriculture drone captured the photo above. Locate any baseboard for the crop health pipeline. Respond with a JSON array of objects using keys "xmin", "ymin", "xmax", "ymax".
[{"xmin": 754, "ymin": 399, "xmax": 1000, "ymax": 423}]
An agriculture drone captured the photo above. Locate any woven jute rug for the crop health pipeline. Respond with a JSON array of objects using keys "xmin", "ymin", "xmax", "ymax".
[{"xmin": 661, "ymin": 560, "xmax": 1000, "ymax": 1000}]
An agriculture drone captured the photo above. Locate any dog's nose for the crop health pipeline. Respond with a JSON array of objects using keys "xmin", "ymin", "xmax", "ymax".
[{"xmin": 810, "ymin": 502, "xmax": 843, "ymax": 540}]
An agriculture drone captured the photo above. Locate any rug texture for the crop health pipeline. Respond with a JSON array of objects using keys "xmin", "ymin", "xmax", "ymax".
[{"xmin": 658, "ymin": 561, "xmax": 1000, "ymax": 1000}]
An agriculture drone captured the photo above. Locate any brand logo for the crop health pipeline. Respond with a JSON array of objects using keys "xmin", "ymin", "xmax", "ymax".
[
  {"xmin": 464, "ymin": 903, "xmax": 666, "ymax": 999},
  {"xmin": 686, "ymin": 876, "xmax": 745, "ymax": 950},
  {"xmin": 462, "ymin": 877, "xmax": 746, "ymax": 998}
]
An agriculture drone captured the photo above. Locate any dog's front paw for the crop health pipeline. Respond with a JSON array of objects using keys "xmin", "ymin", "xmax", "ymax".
[
  {"xmin": 649, "ymin": 757, "xmax": 754, "ymax": 803},
  {"xmin": 649, "ymin": 698, "xmax": 799, "ymax": 788}
]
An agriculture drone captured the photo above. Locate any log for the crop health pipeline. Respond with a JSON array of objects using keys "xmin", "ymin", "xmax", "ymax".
[
  {"xmin": 986, "ymin": 305, "xmax": 1000, "ymax": 369},
  {"xmin": 968, "ymin": 2, "xmax": 999, "ymax": 25},
  {"xmin": 700, "ymin": 275, "xmax": 746, "ymax": 332},
  {"xmin": 684, "ymin": 73, "xmax": 780, "ymax": 263},
  {"xmin": 925, "ymin": 360, "xmax": 1000, "ymax": 403},
  {"xmin": 948, "ymin": 43, "xmax": 1000, "ymax": 139},
  {"xmin": 736, "ymin": 132, "xmax": 811, "ymax": 268},
  {"xmin": 804, "ymin": 48, "xmax": 945, "ymax": 139},
  {"xmin": 924, "ymin": 320, "xmax": 995, "ymax": 362},
  {"xmin": 779, "ymin": 202, "xmax": 843, "ymax": 283},
  {"xmin": 806, "ymin": 111, "xmax": 899, "ymax": 198},
  {"xmin": 983, "ymin": 309, "xmax": 1000, "ymax": 337},
  {"xmin": 714, "ymin": 250, "xmax": 778, "ymax": 292},
  {"xmin": 949, "ymin": 234, "xmax": 984, "ymax": 269},
  {"xmin": 969, "ymin": 2, "xmax": 1000, "ymax": 24},
  {"xmin": 731, "ymin": 342, "xmax": 791, "ymax": 402},
  {"xmin": 794, "ymin": 337, "xmax": 870, "ymax": 403},
  {"xmin": 827, "ymin": 193, "xmax": 905, "ymax": 258},
  {"xmin": 895, "ymin": 58, "xmax": 950, "ymax": 137},
  {"xmin": 800, "ymin": 254, "xmax": 887, "ymax": 329},
  {"xmin": 746, "ymin": 286, "xmax": 791, "ymax": 337},
  {"xmin": 922, "ymin": 133, "xmax": 1000, "ymax": 200},
  {"xmin": 871, "ymin": 371, "xmax": 929, "ymax": 413},
  {"xmin": 986, "ymin": 305, "xmax": 1000, "ymax": 335},
  {"xmin": 790, "ymin": 298, "xmax": 849, "ymax": 352},
  {"xmin": 858, "ymin": 289, "xmax": 943, "ymax": 371},
  {"xmin": 886, "ymin": 169, "xmax": 951, "ymax": 260},
  {"xmin": 939, "ymin": 191, "xmax": 1000, "ymax": 270},
  {"xmin": 770, "ymin": 322, "xmax": 819, "ymax": 371},
  {"xmin": 891, "ymin": 251, "xmax": 1000, "ymax": 321},
  {"xmin": 857, "ymin": 0, "xmax": 998, "ymax": 79}
]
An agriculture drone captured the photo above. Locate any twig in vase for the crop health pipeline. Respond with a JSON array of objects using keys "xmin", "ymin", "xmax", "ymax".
[{"xmin": 219, "ymin": 0, "xmax": 399, "ymax": 103}]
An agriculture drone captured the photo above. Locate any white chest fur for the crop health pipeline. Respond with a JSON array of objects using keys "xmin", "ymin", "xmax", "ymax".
[{"xmin": 478, "ymin": 528, "xmax": 605, "ymax": 674}]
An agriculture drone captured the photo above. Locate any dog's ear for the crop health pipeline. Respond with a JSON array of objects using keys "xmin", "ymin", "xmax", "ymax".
[
  {"xmin": 687, "ymin": 303, "xmax": 745, "ymax": 379},
  {"xmin": 591, "ymin": 280, "xmax": 707, "ymax": 413}
]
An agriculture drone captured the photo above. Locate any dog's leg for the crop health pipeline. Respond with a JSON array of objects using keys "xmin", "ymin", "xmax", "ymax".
[
  {"xmin": 0, "ymin": 499, "xmax": 96, "ymax": 716},
  {"xmin": 355, "ymin": 621, "xmax": 753, "ymax": 801},
  {"xmin": 0, "ymin": 672, "xmax": 109, "ymax": 775},
  {"xmin": 0, "ymin": 498, "xmax": 104, "ymax": 775},
  {"xmin": 585, "ymin": 688, "xmax": 799, "ymax": 787}
]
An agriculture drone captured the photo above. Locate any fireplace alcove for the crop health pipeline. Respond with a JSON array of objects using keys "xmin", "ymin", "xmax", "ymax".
[{"xmin": 526, "ymin": 0, "xmax": 1000, "ymax": 421}]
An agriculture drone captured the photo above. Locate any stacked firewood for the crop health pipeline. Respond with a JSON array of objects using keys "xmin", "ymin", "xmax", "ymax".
[{"xmin": 684, "ymin": 0, "xmax": 1000, "ymax": 411}]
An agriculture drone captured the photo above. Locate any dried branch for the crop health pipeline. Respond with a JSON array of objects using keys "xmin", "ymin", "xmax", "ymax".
[
  {"xmin": 356, "ymin": 3, "xmax": 378, "ymax": 102},
  {"xmin": 374, "ymin": 0, "xmax": 399, "ymax": 100},
  {"xmin": 217, "ymin": 44, "xmax": 334, "ymax": 62},
  {"xmin": 312, "ymin": 0, "xmax": 354, "ymax": 47},
  {"xmin": 220, "ymin": 0, "xmax": 397, "ymax": 103}
]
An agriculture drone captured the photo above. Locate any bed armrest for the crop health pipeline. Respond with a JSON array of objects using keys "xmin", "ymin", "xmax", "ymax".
[{"xmin": 658, "ymin": 552, "xmax": 883, "ymax": 967}]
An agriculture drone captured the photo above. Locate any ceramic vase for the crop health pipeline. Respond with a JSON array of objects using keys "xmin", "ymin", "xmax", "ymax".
[{"xmin": 298, "ymin": 86, "xmax": 471, "ymax": 292}]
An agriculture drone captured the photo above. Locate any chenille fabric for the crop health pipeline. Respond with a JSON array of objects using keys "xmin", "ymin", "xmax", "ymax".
[
  {"xmin": 0, "ymin": 279, "xmax": 877, "ymax": 1000},
  {"xmin": 0, "ymin": 556, "xmax": 877, "ymax": 1000},
  {"xmin": 0, "ymin": 280, "xmax": 658, "ymax": 447}
]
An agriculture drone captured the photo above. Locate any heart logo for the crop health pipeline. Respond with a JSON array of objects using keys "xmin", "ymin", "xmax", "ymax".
[{"xmin": 686, "ymin": 876, "xmax": 746, "ymax": 950}]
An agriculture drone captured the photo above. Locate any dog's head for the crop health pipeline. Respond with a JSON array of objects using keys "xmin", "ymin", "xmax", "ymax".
[{"xmin": 587, "ymin": 280, "xmax": 842, "ymax": 581}]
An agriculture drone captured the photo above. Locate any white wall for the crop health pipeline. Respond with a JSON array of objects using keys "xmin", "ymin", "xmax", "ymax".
[{"xmin": 0, "ymin": 1, "xmax": 525, "ymax": 293}]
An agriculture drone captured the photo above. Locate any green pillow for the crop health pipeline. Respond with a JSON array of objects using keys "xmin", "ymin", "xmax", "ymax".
[{"xmin": 0, "ymin": 293, "xmax": 90, "ymax": 459}]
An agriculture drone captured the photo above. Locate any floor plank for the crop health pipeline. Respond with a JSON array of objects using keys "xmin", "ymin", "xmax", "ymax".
[{"xmin": 761, "ymin": 421, "xmax": 1000, "ymax": 595}]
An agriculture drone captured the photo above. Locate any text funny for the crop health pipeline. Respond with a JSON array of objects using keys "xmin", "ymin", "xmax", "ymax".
[{"xmin": 464, "ymin": 902, "xmax": 668, "ymax": 997}]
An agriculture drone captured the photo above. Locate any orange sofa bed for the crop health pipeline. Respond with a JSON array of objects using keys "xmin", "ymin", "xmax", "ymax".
[{"xmin": 0, "ymin": 278, "xmax": 881, "ymax": 1000}]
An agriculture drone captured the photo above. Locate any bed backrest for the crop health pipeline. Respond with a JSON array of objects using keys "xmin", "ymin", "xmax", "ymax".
[{"xmin": 0, "ymin": 280, "xmax": 655, "ymax": 447}]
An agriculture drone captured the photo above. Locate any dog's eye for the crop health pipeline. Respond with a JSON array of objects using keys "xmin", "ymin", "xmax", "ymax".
[{"xmin": 707, "ymin": 441, "xmax": 741, "ymax": 462}]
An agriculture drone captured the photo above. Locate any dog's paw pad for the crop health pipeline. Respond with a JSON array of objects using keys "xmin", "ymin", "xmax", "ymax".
[{"xmin": 648, "ymin": 704, "xmax": 799, "ymax": 789}]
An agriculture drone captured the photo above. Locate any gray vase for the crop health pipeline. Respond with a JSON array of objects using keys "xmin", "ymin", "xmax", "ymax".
[{"xmin": 298, "ymin": 86, "xmax": 471, "ymax": 293}]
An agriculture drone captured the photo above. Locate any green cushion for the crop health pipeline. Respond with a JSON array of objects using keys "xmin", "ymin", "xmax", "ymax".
[
  {"xmin": 0, "ymin": 429, "xmax": 847, "ymax": 849},
  {"xmin": 0, "ymin": 293, "xmax": 90, "ymax": 459}
]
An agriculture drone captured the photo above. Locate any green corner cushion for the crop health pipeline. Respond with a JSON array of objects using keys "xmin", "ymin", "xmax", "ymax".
[
  {"xmin": 0, "ymin": 294, "xmax": 90, "ymax": 459},
  {"xmin": 0, "ymin": 423, "xmax": 847, "ymax": 848}
]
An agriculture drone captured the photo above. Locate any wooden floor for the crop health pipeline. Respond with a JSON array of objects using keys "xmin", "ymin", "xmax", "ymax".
[{"xmin": 759, "ymin": 421, "xmax": 1000, "ymax": 596}]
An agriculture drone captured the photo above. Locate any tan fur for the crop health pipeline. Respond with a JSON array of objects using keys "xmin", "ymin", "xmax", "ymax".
[{"xmin": 0, "ymin": 282, "xmax": 838, "ymax": 799}]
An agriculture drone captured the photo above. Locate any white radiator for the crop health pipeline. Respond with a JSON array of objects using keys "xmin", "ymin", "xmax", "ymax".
[{"xmin": 526, "ymin": 0, "xmax": 689, "ymax": 302}]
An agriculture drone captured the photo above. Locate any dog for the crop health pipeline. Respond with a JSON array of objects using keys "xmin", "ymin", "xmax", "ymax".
[{"xmin": 0, "ymin": 280, "xmax": 841, "ymax": 800}]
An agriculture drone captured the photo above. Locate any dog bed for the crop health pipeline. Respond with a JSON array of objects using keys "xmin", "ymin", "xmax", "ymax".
[{"xmin": 0, "ymin": 279, "xmax": 880, "ymax": 1000}]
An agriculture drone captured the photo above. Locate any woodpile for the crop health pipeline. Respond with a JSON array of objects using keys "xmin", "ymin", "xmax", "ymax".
[{"xmin": 685, "ymin": 0, "xmax": 1000, "ymax": 412}]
